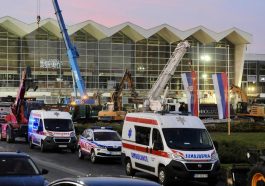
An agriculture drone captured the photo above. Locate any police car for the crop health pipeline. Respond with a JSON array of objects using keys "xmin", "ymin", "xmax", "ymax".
[{"xmin": 77, "ymin": 127, "xmax": 122, "ymax": 163}]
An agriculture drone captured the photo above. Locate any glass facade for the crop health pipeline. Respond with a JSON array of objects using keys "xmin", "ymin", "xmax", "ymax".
[
  {"xmin": 243, "ymin": 59, "xmax": 265, "ymax": 95},
  {"xmin": 0, "ymin": 25, "xmax": 235, "ymax": 102}
]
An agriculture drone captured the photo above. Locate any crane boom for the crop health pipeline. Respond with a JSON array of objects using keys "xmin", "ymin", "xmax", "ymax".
[
  {"xmin": 52, "ymin": 0, "xmax": 91, "ymax": 101},
  {"xmin": 12, "ymin": 66, "xmax": 38, "ymax": 123},
  {"xmin": 144, "ymin": 41, "xmax": 190, "ymax": 111},
  {"xmin": 1, "ymin": 66, "xmax": 41, "ymax": 143}
]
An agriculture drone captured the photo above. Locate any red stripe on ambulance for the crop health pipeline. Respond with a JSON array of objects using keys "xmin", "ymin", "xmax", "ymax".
[
  {"xmin": 125, "ymin": 117, "xmax": 158, "ymax": 125},
  {"xmin": 122, "ymin": 142, "xmax": 168, "ymax": 158}
]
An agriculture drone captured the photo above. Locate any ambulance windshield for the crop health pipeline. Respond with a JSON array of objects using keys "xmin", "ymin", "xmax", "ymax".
[
  {"xmin": 162, "ymin": 128, "xmax": 213, "ymax": 151},
  {"xmin": 44, "ymin": 119, "xmax": 74, "ymax": 131}
]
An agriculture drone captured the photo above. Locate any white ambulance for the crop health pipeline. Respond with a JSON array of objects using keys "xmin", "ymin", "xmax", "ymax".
[
  {"xmin": 122, "ymin": 112, "xmax": 220, "ymax": 186},
  {"xmin": 28, "ymin": 110, "xmax": 77, "ymax": 152}
]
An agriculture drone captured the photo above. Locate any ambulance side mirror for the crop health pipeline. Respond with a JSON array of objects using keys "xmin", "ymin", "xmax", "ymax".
[
  {"xmin": 213, "ymin": 141, "xmax": 219, "ymax": 151},
  {"xmin": 37, "ymin": 126, "xmax": 42, "ymax": 132},
  {"xmin": 153, "ymin": 141, "xmax": 163, "ymax": 151}
]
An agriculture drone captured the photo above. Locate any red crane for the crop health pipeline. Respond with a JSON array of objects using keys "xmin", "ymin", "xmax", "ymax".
[{"xmin": 0, "ymin": 66, "xmax": 40, "ymax": 142}]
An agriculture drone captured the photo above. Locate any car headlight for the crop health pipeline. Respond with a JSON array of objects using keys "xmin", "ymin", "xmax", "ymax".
[
  {"xmin": 45, "ymin": 136, "xmax": 53, "ymax": 142},
  {"xmin": 44, "ymin": 131, "xmax": 54, "ymax": 137},
  {"xmin": 96, "ymin": 146, "xmax": 106, "ymax": 151},
  {"xmin": 211, "ymin": 150, "xmax": 219, "ymax": 161},
  {"xmin": 169, "ymin": 152, "xmax": 184, "ymax": 160},
  {"xmin": 70, "ymin": 132, "xmax": 76, "ymax": 137}
]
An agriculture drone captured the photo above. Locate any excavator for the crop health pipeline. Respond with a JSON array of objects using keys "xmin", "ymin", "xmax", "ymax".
[
  {"xmin": 230, "ymin": 84, "xmax": 265, "ymax": 121},
  {"xmin": 98, "ymin": 69, "xmax": 138, "ymax": 121}
]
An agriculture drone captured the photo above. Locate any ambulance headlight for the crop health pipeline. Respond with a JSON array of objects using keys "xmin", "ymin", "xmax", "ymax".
[
  {"xmin": 211, "ymin": 150, "xmax": 219, "ymax": 161},
  {"xmin": 169, "ymin": 152, "xmax": 184, "ymax": 160},
  {"xmin": 70, "ymin": 132, "xmax": 76, "ymax": 137},
  {"xmin": 45, "ymin": 131, "xmax": 54, "ymax": 137},
  {"xmin": 45, "ymin": 136, "xmax": 53, "ymax": 142}
]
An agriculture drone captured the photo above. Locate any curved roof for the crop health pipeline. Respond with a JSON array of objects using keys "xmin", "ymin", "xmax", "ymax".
[{"xmin": 0, "ymin": 16, "xmax": 252, "ymax": 44}]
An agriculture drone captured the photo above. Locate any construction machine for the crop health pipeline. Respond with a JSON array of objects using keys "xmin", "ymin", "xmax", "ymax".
[
  {"xmin": 230, "ymin": 84, "xmax": 265, "ymax": 121},
  {"xmin": 247, "ymin": 151, "xmax": 265, "ymax": 186},
  {"xmin": 71, "ymin": 94, "xmax": 102, "ymax": 122},
  {"xmin": 144, "ymin": 41, "xmax": 190, "ymax": 112},
  {"xmin": 52, "ymin": 0, "xmax": 96, "ymax": 122},
  {"xmin": 0, "ymin": 66, "xmax": 43, "ymax": 142},
  {"xmin": 98, "ymin": 69, "xmax": 138, "ymax": 121},
  {"xmin": 231, "ymin": 149, "xmax": 265, "ymax": 186},
  {"xmin": 0, "ymin": 96, "xmax": 15, "ymax": 124}
]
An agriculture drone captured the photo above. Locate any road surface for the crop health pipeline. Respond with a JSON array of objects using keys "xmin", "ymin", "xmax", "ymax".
[{"xmin": 0, "ymin": 139, "xmax": 226, "ymax": 186}]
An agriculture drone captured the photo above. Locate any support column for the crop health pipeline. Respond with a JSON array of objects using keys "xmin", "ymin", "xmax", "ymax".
[{"xmin": 234, "ymin": 44, "xmax": 247, "ymax": 87}]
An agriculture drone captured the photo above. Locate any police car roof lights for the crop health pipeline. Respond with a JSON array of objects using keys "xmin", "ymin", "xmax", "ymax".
[{"xmin": 91, "ymin": 126, "xmax": 113, "ymax": 130}]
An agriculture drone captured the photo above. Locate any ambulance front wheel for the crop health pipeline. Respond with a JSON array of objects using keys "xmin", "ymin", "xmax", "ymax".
[
  {"xmin": 158, "ymin": 166, "xmax": 170, "ymax": 186},
  {"xmin": 29, "ymin": 138, "xmax": 35, "ymax": 149},
  {"xmin": 125, "ymin": 158, "xmax": 135, "ymax": 177},
  {"xmin": 41, "ymin": 141, "xmax": 46, "ymax": 152}
]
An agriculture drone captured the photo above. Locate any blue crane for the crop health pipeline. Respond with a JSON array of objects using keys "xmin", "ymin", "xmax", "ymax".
[{"xmin": 52, "ymin": 0, "xmax": 94, "ymax": 104}]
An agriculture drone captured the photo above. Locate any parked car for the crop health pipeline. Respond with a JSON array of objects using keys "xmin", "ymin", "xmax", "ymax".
[
  {"xmin": 0, "ymin": 151, "xmax": 49, "ymax": 186},
  {"xmin": 48, "ymin": 177, "xmax": 160, "ymax": 186},
  {"xmin": 77, "ymin": 127, "xmax": 122, "ymax": 163}
]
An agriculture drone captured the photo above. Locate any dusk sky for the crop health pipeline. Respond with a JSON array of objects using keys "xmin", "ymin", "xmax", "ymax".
[{"xmin": 0, "ymin": 0, "xmax": 264, "ymax": 54}]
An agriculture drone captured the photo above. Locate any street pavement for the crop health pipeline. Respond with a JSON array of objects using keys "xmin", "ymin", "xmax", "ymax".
[{"xmin": 0, "ymin": 139, "xmax": 226, "ymax": 186}]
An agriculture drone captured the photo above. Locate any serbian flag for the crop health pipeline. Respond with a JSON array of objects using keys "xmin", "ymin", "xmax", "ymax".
[
  {"xmin": 212, "ymin": 73, "xmax": 229, "ymax": 119},
  {"xmin": 181, "ymin": 71, "xmax": 198, "ymax": 116}
]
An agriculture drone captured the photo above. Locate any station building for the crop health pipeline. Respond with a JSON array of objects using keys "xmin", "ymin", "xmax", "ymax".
[
  {"xmin": 243, "ymin": 54, "xmax": 265, "ymax": 97},
  {"xmin": 0, "ymin": 16, "xmax": 252, "ymax": 103}
]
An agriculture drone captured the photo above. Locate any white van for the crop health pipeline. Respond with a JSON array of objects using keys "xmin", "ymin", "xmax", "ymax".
[
  {"xmin": 122, "ymin": 112, "xmax": 220, "ymax": 186},
  {"xmin": 28, "ymin": 110, "xmax": 77, "ymax": 152}
]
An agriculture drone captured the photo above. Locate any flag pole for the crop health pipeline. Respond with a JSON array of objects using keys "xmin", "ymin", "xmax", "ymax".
[
  {"xmin": 227, "ymin": 45, "xmax": 231, "ymax": 135},
  {"xmin": 197, "ymin": 42, "xmax": 200, "ymax": 117}
]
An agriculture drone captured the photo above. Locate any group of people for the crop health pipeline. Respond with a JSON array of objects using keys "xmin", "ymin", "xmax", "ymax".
[{"xmin": 178, "ymin": 102, "xmax": 188, "ymax": 112}]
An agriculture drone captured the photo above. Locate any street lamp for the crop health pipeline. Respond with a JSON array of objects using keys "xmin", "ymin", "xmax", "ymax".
[
  {"xmin": 200, "ymin": 54, "xmax": 211, "ymax": 99},
  {"xmin": 248, "ymin": 86, "xmax": 256, "ymax": 92},
  {"xmin": 200, "ymin": 55, "xmax": 211, "ymax": 62},
  {"xmin": 137, "ymin": 65, "xmax": 145, "ymax": 72},
  {"xmin": 202, "ymin": 73, "xmax": 208, "ymax": 79}
]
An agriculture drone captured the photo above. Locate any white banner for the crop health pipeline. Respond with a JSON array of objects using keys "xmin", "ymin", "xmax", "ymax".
[{"xmin": 40, "ymin": 58, "xmax": 62, "ymax": 69}]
